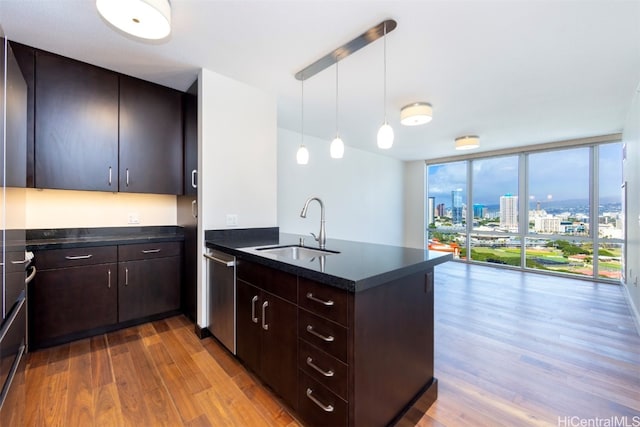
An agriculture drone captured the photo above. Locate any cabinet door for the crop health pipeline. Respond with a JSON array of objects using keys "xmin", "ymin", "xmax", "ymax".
[
  {"xmin": 119, "ymin": 76, "xmax": 183, "ymax": 195},
  {"xmin": 118, "ymin": 257, "xmax": 181, "ymax": 322},
  {"xmin": 183, "ymin": 82, "xmax": 197, "ymax": 196},
  {"xmin": 34, "ymin": 51, "xmax": 118, "ymax": 191},
  {"xmin": 260, "ymin": 292, "xmax": 298, "ymax": 410},
  {"xmin": 236, "ymin": 279, "xmax": 262, "ymax": 375},
  {"xmin": 29, "ymin": 264, "xmax": 117, "ymax": 346}
]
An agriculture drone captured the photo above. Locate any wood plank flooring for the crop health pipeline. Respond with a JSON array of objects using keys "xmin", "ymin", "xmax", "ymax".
[{"xmin": 22, "ymin": 262, "xmax": 640, "ymax": 426}]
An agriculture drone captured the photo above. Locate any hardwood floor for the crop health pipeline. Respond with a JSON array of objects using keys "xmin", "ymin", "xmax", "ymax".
[{"xmin": 22, "ymin": 262, "xmax": 640, "ymax": 426}]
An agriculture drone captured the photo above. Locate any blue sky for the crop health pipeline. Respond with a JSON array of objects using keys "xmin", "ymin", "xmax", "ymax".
[{"xmin": 427, "ymin": 143, "xmax": 622, "ymax": 207}]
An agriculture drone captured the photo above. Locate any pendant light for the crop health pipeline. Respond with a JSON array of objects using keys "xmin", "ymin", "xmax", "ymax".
[
  {"xmin": 296, "ymin": 80, "xmax": 309, "ymax": 164},
  {"xmin": 96, "ymin": 0, "xmax": 171, "ymax": 40},
  {"xmin": 377, "ymin": 22, "xmax": 394, "ymax": 149},
  {"xmin": 330, "ymin": 61, "xmax": 345, "ymax": 159}
]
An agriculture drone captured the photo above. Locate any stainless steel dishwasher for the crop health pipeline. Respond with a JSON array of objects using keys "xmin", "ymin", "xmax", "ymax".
[{"xmin": 204, "ymin": 250, "xmax": 236, "ymax": 354}]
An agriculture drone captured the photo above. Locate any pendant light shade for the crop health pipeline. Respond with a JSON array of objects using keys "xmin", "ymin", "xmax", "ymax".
[
  {"xmin": 297, "ymin": 145, "xmax": 310, "ymax": 164},
  {"xmin": 377, "ymin": 122, "xmax": 394, "ymax": 149},
  {"xmin": 330, "ymin": 137, "xmax": 345, "ymax": 158},
  {"xmin": 377, "ymin": 22, "xmax": 394, "ymax": 149},
  {"xmin": 96, "ymin": 0, "xmax": 171, "ymax": 40}
]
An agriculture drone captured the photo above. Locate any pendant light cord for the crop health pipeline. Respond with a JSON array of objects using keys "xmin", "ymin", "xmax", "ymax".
[
  {"xmin": 301, "ymin": 79, "xmax": 304, "ymax": 143},
  {"xmin": 383, "ymin": 21, "xmax": 387, "ymax": 123},
  {"xmin": 335, "ymin": 61, "xmax": 339, "ymax": 136}
]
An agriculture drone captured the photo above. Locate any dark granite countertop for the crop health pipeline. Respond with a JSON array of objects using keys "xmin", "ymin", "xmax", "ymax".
[
  {"xmin": 27, "ymin": 226, "xmax": 184, "ymax": 251},
  {"xmin": 206, "ymin": 231, "xmax": 451, "ymax": 293}
]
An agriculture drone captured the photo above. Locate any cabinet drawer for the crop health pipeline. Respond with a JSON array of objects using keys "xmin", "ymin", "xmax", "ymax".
[
  {"xmin": 236, "ymin": 259, "xmax": 297, "ymax": 304},
  {"xmin": 35, "ymin": 246, "xmax": 117, "ymax": 270},
  {"xmin": 118, "ymin": 241, "xmax": 181, "ymax": 261},
  {"xmin": 299, "ymin": 278, "xmax": 349, "ymax": 326},
  {"xmin": 299, "ymin": 339, "xmax": 348, "ymax": 400},
  {"xmin": 298, "ymin": 371, "xmax": 348, "ymax": 427},
  {"xmin": 299, "ymin": 309, "xmax": 348, "ymax": 363}
]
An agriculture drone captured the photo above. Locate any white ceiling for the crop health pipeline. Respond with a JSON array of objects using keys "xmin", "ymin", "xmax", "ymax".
[{"xmin": 1, "ymin": 0, "xmax": 639, "ymax": 161}]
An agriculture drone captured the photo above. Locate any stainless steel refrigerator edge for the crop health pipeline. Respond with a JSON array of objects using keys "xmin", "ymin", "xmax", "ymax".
[{"xmin": 204, "ymin": 250, "xmax": 236, "ymax": 354}]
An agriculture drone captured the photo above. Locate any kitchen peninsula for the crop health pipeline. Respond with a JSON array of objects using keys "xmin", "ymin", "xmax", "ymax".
[{"xmin": 206, "ymin": 229, "xmax": 451, "ymax": 427}]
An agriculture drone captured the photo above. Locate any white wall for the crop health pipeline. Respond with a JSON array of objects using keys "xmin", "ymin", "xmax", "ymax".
[
  {"xmin": 403, "ymin": 161, "xmax": 426, "ymax": 249},
  {"xmin": 24, "ymin": 188, "xmax": 176, "ymax": 228},
  {"xmin": 197, "ymin": 69, "xmax": 278, "ymax": 327},
  {"xmin": 278, "ymin": 128, "xmax": 404, "ymax": 246},
  {"xmin": 622, "ymin": 84, "xmax": 640, "ymax": 331}
]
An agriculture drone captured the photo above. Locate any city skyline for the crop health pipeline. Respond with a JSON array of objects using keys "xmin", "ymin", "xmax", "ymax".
[{"xmin": 427, "ymin": 143, "xmax": 622, "ymax": 206}]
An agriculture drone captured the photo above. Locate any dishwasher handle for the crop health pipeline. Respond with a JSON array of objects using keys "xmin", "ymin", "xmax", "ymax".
[{"xmin": 204, "ymin": 253, "xmax": 235, "ymax": 267}]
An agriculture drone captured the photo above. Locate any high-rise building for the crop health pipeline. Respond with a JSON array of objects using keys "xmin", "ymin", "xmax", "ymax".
[
  {"xmin": 427, "ymin": 197, "xmax": 435, "ymax": 226},
  {"xmin": 436, "ymin": 203, "xmax": 446, "ymax": 217},
  {"xmin": 451, "ymin": 189, "xmax": 463, "ymax": 225},
  {"xmin": 473, "ymin": 204, "xmax": 485, "ymax": 218},
  {"xmin": 500, "ymin": 193, "xmax": 518, "ymax": 232}
]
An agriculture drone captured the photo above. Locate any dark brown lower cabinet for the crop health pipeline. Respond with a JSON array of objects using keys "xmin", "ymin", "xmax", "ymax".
[
  {"xmin": 30, "ymin": 241, "xmax": 182, "ymax": 349},
  {"xmin": 236, "ymin": 260, "xmax": 438, "ymax": 427},
  {"xmin": 118, "ymin": 256, "xmax": 181, "ymax": 322},
  {"xmin": 29, "ymin": 263, "xmax": 117, "ymax": 346},
  {"xmin": 236, "ymin": 274, "xmax": 297, "ymax": 410}
]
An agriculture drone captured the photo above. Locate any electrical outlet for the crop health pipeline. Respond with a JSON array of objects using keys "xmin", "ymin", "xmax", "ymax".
[
  {"xmin": 128, "ymin": 213, "xmax": 140, "ymax": 224},
  {"xmin": 226, "ymin": 214, "xmax": 238, "ymax": 226}
]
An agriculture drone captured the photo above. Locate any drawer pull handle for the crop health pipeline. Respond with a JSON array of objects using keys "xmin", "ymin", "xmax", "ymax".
[
  {"xmin": 64, "ymin": 254, "xmax": 93, "ymax": 260},
  {"xmin": 142, "ymin": 249, "xmax": 161, "ymax": 254},
  {"xmin": 125, "ymin": 267, "xmax": 129, "ymax": 286},
  {"xmin": 108, "ymin": 269, "xmax": 111, "ymax": 289},
  {"xmin": 25, "ymin": 266, "xmax": 37, "ymax": 285},
  {"xmin": 306, "ymin": 325, "xmax": 334, "ymax": 342},
  {"xmin": 306, "ymin": 388, "xmax": 334, "ymax": 413},
  {"xmin": 306, "ymin": 292, "xmax": 334, "ymax": 306},
  {"xmin": 108, "ymin": 166, "xmax": 112, "ymax": 186},
  {"xmin": 10, "ymin": 258, "xmax": 29, "ymax": 265},
  {"xmin": 306, "ymin": 357, "xmax": 334, "ymax": 377},
  {"xmin": 251, "ymin": 296, "xmax": 259, "ymax": 323}
]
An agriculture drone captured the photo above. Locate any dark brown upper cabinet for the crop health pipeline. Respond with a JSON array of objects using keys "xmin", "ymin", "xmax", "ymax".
[
  {"xmin": 119, "ymin": 75, "xmax": 183, "ymax": 195},
  {"xmin": 35, "ymin": 51, "xmax": 119, "ymax": 192},
  {"xmin": 183, "ymin": 81, "xmax": 197, "ymax": 196}
]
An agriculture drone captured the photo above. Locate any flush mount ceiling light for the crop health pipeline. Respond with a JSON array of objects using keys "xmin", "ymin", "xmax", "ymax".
[
  {"xmin": 400, "ymin": 102, "xmax": 433, "ymax": 126},
  {"xmin": 455, "ymin": 135, "xmax": 480, "ymax": 150},
  {"xmin": 96, "ymin": 0, "xmax": 171, "ymax": 40}
]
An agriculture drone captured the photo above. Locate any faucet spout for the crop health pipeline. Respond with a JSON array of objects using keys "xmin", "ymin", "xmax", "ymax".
[{"xmin": 300, "ymin": 197, "xmax": 326, "ymax": 249}]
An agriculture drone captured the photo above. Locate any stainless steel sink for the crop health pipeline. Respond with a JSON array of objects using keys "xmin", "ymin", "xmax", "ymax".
[{"xmin": 256, "ymin": 245, "xmax": 339, "ymax": 260}]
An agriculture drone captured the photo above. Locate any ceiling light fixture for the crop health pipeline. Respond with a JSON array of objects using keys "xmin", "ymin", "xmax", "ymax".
[
  {"xmin": 377, "ymin": 22, "xmax": 394, "ymax": 149},
  {"xmin": 96, "ymin": 0, "xmax": 171, "ymax": 40},
  {"xmin": 400, "ymin": 102, "xmax": 433, "ymax": 126},
  {"xmin": 455, "ymin": 135, "xmax": 480, "ymax": 150},
  {"xmin": 330, "ymin": 61, "xmax": 345, "ymax": 159},
  {"xmin": 297, "ymin": 80, "xmax": 309, "ymax": 165}
]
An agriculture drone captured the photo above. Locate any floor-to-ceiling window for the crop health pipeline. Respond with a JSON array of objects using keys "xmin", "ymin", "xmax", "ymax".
[{"xmin": 426, "ymin": 140, "xmax": 623, "ymax": 282}]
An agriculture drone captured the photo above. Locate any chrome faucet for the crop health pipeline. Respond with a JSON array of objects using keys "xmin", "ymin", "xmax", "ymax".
[{"xmin": 300, "ymin": 197, "xmax": 326, "ymax": 249}]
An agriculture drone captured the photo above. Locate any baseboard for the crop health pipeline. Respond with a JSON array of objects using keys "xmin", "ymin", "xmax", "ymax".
[{"xmin": 621, "ymin": 282, "xmax": 640, "ymax": 336}]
